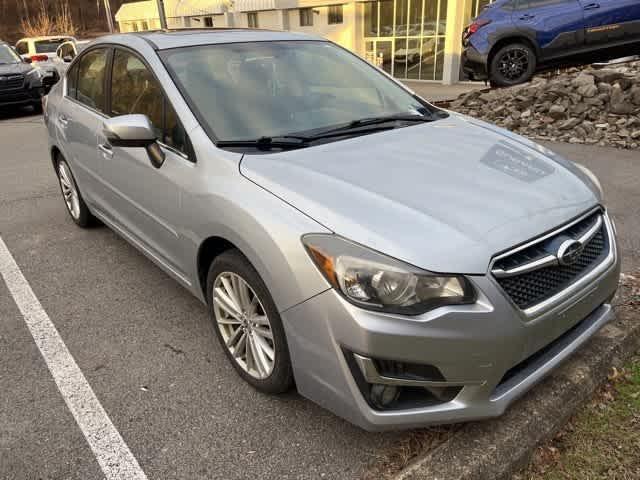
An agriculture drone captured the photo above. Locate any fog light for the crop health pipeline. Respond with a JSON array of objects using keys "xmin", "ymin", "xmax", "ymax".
[{"xmin": 369, "ymin": 384, "xmax": 400, "ymax": 409}]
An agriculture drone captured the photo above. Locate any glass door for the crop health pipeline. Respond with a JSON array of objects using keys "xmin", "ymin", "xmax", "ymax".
[
  {"xmin": 365, "ymin": 39, "xmax": 395, "ymax": 76},
  {"xmin": 375, "ymin": 40, "xmax": 394, "ymax": 76}
]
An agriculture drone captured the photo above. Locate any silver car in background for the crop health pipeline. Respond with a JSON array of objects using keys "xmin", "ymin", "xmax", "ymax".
[{"xmin": 44, "ymin": 30, "xmax": 620, "ymax": 431}]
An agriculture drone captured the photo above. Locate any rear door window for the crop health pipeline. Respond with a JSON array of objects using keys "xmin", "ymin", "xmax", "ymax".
[{"xmin": 75, "ymin": 48, "xmax": 108, "ymax": 112}]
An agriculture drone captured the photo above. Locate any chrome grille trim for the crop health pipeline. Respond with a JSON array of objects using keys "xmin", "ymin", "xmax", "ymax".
[
  {"xmin": 488, "ymin": 208, "xmax": 616, "ymax": 318},
  {"xmin": 492, "ymin": 214, "xmax": 603, "ymax": 279}
]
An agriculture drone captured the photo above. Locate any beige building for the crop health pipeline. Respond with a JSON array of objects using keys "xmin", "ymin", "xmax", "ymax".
[{"xmin": 115, "ymin": 0, "xmax": 492, "ymax": 84}]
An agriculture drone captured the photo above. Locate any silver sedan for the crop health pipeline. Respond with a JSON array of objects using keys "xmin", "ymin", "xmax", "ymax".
[{"xmin": 43, "ymin": 30, "xmax": 620, "ymax": 430}]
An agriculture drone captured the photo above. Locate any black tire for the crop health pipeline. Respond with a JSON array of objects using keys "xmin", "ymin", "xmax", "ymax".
[
  {"xmin": 55, "ymin": 156, "xmax": 96, "ymax": 228},
  {"xmin": 206, "ymin": 249, "xmax": 294, "ymax": 394},
  {"xmin": 489, "ymin": 43, "xmax": 537, "ymax": 88}
]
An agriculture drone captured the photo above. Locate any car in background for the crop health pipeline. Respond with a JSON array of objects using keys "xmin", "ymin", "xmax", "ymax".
[
  {"xmin": 462, "ymin": 0, "xmax": 640, "ymax": 87},
  {"xmin": 15, "ymin": 36, "xmax": 76, "ymax": 65},
  {"xmin": 53, "ymin": 39, "xmax": 90, "ymax": 74},
  {"xmin": 45, "ymin": 30, "xmax": 620, "ymax": 431},
  {"xmin": 0, "ymin": 41, "xmax": 46, "ymax": 112}
]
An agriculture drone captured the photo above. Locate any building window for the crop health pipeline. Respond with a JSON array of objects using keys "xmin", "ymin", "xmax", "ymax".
[
  {"xmin": 141, "ymin": 20, "xmax": 149, "ymax": 30},
  {"xmin": 328, "ymin": 5, "xmax": 343, "ymax": 24},
  {"xmin": 132, "ymin": 22, "xmax": 139, "ymax": 32},
  {"xmin": 299, "ymin": 8, "xmax": 313, "ymax": 27},
  {"xmin": 204, "ymin": 16, "xmax": 213, "ymax": 27},
  {"xmin": 248, "ymin": 12, "xmax": 258, "ymax": 28}
]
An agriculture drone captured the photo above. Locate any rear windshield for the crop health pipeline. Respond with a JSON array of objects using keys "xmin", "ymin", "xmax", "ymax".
[{"xmin": 35, "ymin": 39, "xmax": 70, "ymax": 53}]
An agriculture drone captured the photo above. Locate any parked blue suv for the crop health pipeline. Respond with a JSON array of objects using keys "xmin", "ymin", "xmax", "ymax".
[{"xmin": 463, "ymin": 0, "xmax": 640, "ymax": 87}]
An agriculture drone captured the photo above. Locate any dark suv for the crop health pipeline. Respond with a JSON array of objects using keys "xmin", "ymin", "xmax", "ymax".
[
  {"xmin": 463, "ymin": 0, "xmax": 640, "ymax": 87},
  {"xmin": 0, "ymin": 41, "xmax": 47, "ymax": 112}
]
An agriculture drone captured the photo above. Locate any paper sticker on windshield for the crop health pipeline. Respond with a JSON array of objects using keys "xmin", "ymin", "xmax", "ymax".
[{"xmin": 480, "ymin": 141, "xmax": 555, "ymax": 183}]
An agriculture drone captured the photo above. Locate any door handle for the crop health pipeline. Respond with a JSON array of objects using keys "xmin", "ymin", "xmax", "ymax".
[
  {"xmin": 583, "ymin": 2, "xmax": 600, "ymax": 10},
  {"xmin": 98, "ymin": 143, "xmax": 113, "ymax": 158},
  {"xmin": 58, "ymin": 114, "xmax": 70, "ymax": 127},
  {"xmin": 519, "ymin": 13, "xmax": 535, "ymax": 20}
]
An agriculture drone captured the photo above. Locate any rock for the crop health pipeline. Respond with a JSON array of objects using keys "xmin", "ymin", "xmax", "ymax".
[
  {"xmin": 590, "ymin": 69, "xmax": 624, "ymax": 84},
  {"xmin": 631, "ymin": 130, "xmax": 640, "ymax": 140},
  {"xmin": 617, "ymin": 77, "xmax": 634, "ymax": 91},
  {"xmin": 549, "ymin": 104, "xmax": 566, "ymax": 119},
  {"xmin": 559, "ymin": 118, "xmax": 581, "ymax": 130},
  {"xmin": 631, "ymin": 86, "xmax": 640, "ymax": 106},
  {"xmin": 577, "ymin": 83, "xmax": 599, "ymax": 97},
  {"xmin": 597, "ymin": 82, "xmax": 612, "ymax": 95},
  {"xmin": 572, "ymin": 72, "xmax": 595, "ymax": 88}
]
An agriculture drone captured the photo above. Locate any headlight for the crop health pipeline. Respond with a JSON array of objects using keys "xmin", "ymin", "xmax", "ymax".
[
  {"xmin": 575, "ymin": 163, "xmax": 603, "ymax": 196},
  {"xmin": 302, "ymin": 234, "xmax": 475, "ymax": 315},
  {"xmin": 26, "ymin": 68, "xmax": 42, "ymax": 79}
]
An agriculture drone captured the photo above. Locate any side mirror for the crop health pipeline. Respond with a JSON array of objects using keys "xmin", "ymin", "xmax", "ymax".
[
  {"xmin": 103, "ymin": 114, "xmax": 165, "ymax": 168},
  {"xmin": 63, "ymin": 55, "xmax": 73, "ymax": 63}
]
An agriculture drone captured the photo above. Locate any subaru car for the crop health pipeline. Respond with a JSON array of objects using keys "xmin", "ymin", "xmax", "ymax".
[
  {"xmin": 463, "ymin": 0, "xmax": 640, "ymax": 86},
  {"xmin": 0, "ymin": 41, "xmax": 47, "ymax": 112},
  {"xmin": 44, "ymin": 30, "xmax": 620, "ymax": 431}
]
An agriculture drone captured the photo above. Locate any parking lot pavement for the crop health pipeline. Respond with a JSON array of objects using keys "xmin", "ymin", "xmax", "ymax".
[
  {"xmin": 0, "ymin": 114, "xmax": 406, "ymax": 480},
  {"xmin": 0, "ymin": 114, "xmax": 638, "ymax": 480}
]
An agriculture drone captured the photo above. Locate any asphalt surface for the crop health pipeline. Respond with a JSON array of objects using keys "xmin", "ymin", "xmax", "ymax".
[{"xmin": 0, "ymin": 109, "xmax": 638, "ymax": 480}]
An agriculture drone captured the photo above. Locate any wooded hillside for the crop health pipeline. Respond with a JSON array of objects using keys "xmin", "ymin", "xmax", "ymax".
[{"xmin": 0, "ymin": 0, "xmax": 126, "ymax": 42}]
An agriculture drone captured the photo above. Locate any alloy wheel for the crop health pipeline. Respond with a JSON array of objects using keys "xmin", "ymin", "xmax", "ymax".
[
  {"xmin": 58, "ymin": 162, "xmax": 80, "ymax": 220},
  {"xmin": 213, "ymin": 272, "xmax": 275, "ymax": 379},
  {"xmin": 497, "ymin": 48, "xmax": 530, "ymax": 81}
]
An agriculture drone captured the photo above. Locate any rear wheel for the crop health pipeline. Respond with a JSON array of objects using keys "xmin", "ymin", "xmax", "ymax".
[
  {"xmin": 56, "ymin": 157, "xmax": 95, "ymax": 227},
  {"xmin": 206, "ymin": 249, "xmax": 294, "ymax": 394},
  {"xmin": 489, "ymin": 43, "xmax": 536, "ymax": 87}
]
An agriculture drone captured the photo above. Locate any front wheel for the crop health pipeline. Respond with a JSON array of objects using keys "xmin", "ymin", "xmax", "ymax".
[
  {"xmin": 489, "ymin": 43, "xmax": 536, "ymax": 87},
  {"xmin": 56, "ymin": 158, "xmax": 95, "ymax": 227},
  {"xmin": 206, "ymin": 250, "xmax": 294, "ymax": 394}
]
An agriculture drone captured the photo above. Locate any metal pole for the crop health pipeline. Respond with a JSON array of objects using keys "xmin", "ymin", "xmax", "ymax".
[
  {"xmin": 156, "ymin": 0, "xmax": 168, "ymax": 29},
  {"xmin": 103, "ymin": 0, "xmax": 115, "ymax": 33}
]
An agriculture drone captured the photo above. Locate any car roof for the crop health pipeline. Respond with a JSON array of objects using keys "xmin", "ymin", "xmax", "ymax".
[
  {"xmin": 17, "ymin": 35, "xmax": 75, "ymax": 42},
  {"xmin": 93, "ymin": 29, "xmax": 325, "ymax": 50}
]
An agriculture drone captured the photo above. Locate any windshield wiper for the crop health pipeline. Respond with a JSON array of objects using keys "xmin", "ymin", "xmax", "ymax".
[
  {"xmin": 305, "ymin": 113, "xmax": 436, "ymax": 139},
  {"xmin": 216, "ymin": 136, "xmax": 309, "ymax": 150},
  {"xmin": 216, "ymin": 115, "xmax": 437, "ymax": 151}
]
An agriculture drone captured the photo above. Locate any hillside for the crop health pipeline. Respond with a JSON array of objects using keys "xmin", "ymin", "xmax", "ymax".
[{"xmin": 0, "ymin": 0, "xmax": 126, "ymax": 42}]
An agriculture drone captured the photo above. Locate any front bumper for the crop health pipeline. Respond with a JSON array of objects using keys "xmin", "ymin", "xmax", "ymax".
[
  {"xmin": 282, "ymin": 216, "xmax": 620, "ymax": 431},
  {"xmin": 0, "ymin": 86, "xmax": 44, "ymax": 107}
]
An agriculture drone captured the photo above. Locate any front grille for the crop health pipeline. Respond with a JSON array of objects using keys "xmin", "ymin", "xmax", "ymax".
[
  {"xmin": 492, "ymin": 211, "xmax": 609, "ymax": 310},
  {"xmin": 0, "ymin": 74, "xmax": 25, "ymax": 91}
]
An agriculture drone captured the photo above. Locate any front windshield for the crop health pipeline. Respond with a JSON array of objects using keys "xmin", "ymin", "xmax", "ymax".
[
  {"xmin": 161, "ymin": 41, "xmax": 434, "ymax": 141},
  {"xmin": 0, "ymin": 45, "xmax": 21, "ymax": 64}
]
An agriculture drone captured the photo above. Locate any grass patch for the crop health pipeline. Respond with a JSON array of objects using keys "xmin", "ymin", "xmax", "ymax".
[{"xmin": 516, "ymin": 356, "xmax": 640, "ymax": 480}]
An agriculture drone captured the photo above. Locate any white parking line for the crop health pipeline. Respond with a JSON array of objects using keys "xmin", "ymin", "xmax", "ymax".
[{"xmin": 0, "ymin": 236, "xmax": 148, "ymax": 480}]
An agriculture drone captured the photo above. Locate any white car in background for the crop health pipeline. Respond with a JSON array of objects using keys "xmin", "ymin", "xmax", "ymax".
[
  {"xmin": 53, "ymin": 40, "xmax": 90, "ymax": 74},
  {"xmin": 15, "ymin": 36, "xmax": 76, "ymax": 65}
]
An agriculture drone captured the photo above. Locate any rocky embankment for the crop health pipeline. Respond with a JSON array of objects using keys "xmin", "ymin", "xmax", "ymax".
[{"xmin": 449, "ymin": 61, "xmax": 640, "ymax": 149}]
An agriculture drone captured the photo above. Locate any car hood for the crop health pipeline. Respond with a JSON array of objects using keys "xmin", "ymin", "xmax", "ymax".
[
  {"xmin": 0, "ymin": 62, "xmax": 33, "ymax": 75},
  {"xmin": 240, "ymin": 113, "xmax": 599, "ymax": 274}
]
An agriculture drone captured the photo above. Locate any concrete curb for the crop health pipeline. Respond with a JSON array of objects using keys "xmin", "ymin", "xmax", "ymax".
[{"xmin": 393, "ymin": 307, "xmax": 640, "ymax": 480}]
